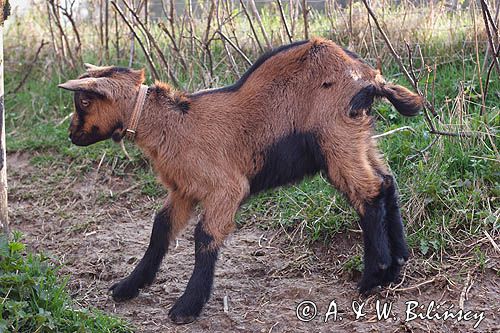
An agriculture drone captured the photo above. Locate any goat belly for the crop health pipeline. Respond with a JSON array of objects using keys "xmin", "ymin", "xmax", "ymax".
[{"xmin": 249, "ymin": 131, "xmax": 326, "ymax": 194}]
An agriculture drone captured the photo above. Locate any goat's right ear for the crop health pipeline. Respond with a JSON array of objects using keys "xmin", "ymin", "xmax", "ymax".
[{"xmin": 58, "ymin": 78, "xmax": 113, "ymax": 99}]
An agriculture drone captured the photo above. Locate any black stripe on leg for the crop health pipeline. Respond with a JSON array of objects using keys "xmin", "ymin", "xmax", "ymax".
[
  {"xmin": 169, "ymin": 219, "xmax": 219, "ymax": 324},
  {"xmin": 111, "ymin": 206, "xmax": 172, "ymax": 301},
  {"xmin": 382, "ymin": 175, "xmax": 409, "ymax": 283},
  {"xmin": 358, "ymin": 189, "xmax": 392, "ymax": 294}
]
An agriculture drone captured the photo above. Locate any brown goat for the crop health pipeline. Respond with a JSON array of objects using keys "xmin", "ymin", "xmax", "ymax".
[{"xmin": 59, "ymin": 37, "xmax": 423, "ymax": 324}]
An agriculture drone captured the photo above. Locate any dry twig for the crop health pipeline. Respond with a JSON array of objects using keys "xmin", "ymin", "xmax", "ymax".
[
  {"xmin": 276, "ymin": 0, "xmax": 293, "ymax": 43},
  {"xmin": 11, "ymin": 40, "xmax": 48, "ymax": 94},
  {"xmin": 121, "ymin": 0, "xmax": 180, "ymax": 88},
  {"xmin": 111, "ymin": 0, "xmax": 160, "ymax": 80}
]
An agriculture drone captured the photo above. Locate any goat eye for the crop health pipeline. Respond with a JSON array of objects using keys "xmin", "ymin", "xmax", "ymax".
[
  {"xmin": 322, "ymin": 82, "xmax": 333, "ymax": 88},
  {"xmin": 81, "ymin": 99, "xmax": 90, "ymax": 107}
]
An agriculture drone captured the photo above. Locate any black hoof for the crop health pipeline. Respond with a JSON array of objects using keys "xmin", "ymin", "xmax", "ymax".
[
  {"xmin": 358, "ymin": 277, "xmax": 383, "ymax": 295},
  {"xmin": 168, "ymin": 294, "xmax": 204, "ymax": 325},
  {"xmin": 383, "ymin": 256, "xmax": 407, "ymax": 285},
  {"xmin": 169, "ymin": 312, "xmax": 197, "ymax": 325},
  {"xmin": 109, "ymin": 278, "xmax": 140, "ymax": 302},
  {"xmin": 358, "ymin": 271, "xmax": 385, "ymax": 295},
  {"xmin": 358, "ymin": 258, "xmax": 391, "ymax": 295}
]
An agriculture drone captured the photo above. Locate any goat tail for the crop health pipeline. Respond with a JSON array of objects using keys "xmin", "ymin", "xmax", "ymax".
[{"xmin": 375, "ymin": 83, "xmax": 424, "ymax": 117}]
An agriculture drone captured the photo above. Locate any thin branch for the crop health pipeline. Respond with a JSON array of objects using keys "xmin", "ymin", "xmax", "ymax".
[
  {"xmin": 302, "ymin": 0, "xmax": 309, "ymax": 40},
  {"xmin": 428, "ymin": 130, "xmax": 475, "ymax": 137},
  {"xmin": 276, "ymin": 0, "xmax": 293, "ymax": 43},
  {"xmin": 11, "ymin": 40, "xmax": 48, "ymax": 94},
  {"xmin": 215, "ymin": 0, "xmax": 239, "ymax": 77},
  {"xmin": 479, "ymin": 0, "xmax": 500, "ymax": 75},
  {"xmin": 407, "ymin": 136, "xmax": 440, "ymax": 161},
  {"xmin": 248, "ymin": 0, "xmax": 272, "ymax": 49},
  {"xmin": 157, "ymin": 22, "xmax": 188, "ymax": 72},
  {"xmin": 371, "ymin": 126, "xmax": 416, "ymax": 139},
  {"xmin": 217, "ymin": 30, "xmax": 252, "ymax": 66},
  {"xmin": 238, "ymin": 0, "xmax": 264, "ymax": 52},
  {"xmin": 57, "ymin": 0, "xmax": 82, "ymax": 59},
  {"xmin": 48, "ymin": 0, "xmax": 76, "ymax": 68},
  {"xmin": 483, "ymin": 47, "xmax": 500, "ymax": 105},
  {"xmin": 121, "ymin": 0, "xmax": 180, "ymax": 88},
  {"xmin": 111, "ymin": 0, "xmax": 160, "ymax": 80}
]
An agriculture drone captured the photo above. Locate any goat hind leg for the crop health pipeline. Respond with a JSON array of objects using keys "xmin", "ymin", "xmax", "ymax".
[
  {"xmin": 324, "ymin": 150, "xmax": 391, "ymax": 294},
  {"xmin": 111, "ymin": 192, "xmax": 194, "ymax": 301},
  {"xmin": 381, "ymin": 174, "xmax": 409, "ymax": 284},
  {"xmin": 368, "ymin": 152, "xmax": 409, "ymax": 284},
  {"xmin": 357, "ymin": 188, "xmax": 392, "ymax": 294}
]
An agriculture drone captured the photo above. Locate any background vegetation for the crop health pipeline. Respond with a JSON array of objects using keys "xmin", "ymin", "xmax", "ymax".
[{"xmin": 2, "ymin": 0, "xmax": 499, "ymax": 331}]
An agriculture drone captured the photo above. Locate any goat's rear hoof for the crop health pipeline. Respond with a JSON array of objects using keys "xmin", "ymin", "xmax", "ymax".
[
  {"xmin": 109, "ymin": 278, "xmax": 140, "ymax": 302},
  {"xmin": 168, "ymin": 294, "xmax": 204, "ymax": 325},
  {"xmin": 382, "ymin": 257, "xmax": 407, "ymax": 285}
]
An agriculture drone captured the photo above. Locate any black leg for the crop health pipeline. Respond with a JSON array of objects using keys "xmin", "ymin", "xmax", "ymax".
[
  {"xmin": 110, "ymin": 207, "xmax": 171, "ymax": 301},
  {"xmin": 168, "ymin": 219, "xmax": 219, "ymax": 324},
  {"xmin": 382, "ymin": 175, "xmax": 409, "ymax": 284},
  {"xmin": 358, "ymin": 190, "xmax": 392, "ymax": 295}
]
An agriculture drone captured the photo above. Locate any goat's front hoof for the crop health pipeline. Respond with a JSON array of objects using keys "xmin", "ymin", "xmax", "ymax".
[
  {"xmin": 168, "ymin": 294, "xmax": 204, "ymax": 325},
  {"xmin": 358, "ymin": 276, "xmax": 383, "ymax": 295},
  {"xmin": 358, "ymin": 264, "xmax": 388, "ymax": 295},
  {"xmin": 168, "ymin": 312, "xmax": 197, "ymax": 325},
  {"xmin": 109, "ymin": 278, "xmax": 140, "ymax": 302}
]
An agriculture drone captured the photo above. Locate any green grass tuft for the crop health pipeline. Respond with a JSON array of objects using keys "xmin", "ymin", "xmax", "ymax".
[{"xmin": 0, "ymin": 232, "xmax": 134, "ymax": 333}]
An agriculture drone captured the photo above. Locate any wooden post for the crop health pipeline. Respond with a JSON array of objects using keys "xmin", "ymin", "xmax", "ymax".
[{"xmin": 0, "ymin": 0, "xmax": 10, "ymax": 236}]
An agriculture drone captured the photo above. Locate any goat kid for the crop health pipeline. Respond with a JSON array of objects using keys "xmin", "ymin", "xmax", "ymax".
[{"xmin": 59, "ymin": 37, "xmax": 423, "ymax": 324}]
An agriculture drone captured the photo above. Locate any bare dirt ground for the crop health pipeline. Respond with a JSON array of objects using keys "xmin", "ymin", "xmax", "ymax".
[{"xmin": 8, "ymin": 152, "xmax": 500, "ymax": 332}]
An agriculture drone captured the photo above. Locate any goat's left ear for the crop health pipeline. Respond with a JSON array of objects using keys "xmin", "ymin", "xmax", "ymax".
[
  {"xmin": 58, "ymin": 77, "xmax": 114, "ymax": 99},
  {"xmin": 135, "ymin": 68, "xmax": 146, "ymax": 84}
]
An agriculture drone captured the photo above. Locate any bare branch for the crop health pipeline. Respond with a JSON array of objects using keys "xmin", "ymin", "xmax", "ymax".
[
  {"xmin": 218, "ymin": 30, "xmax": 252, "ymax": 66},
  {"xmin": 121, "ymin": 0, "xmax": 181, "ymax": 88},
  {"xmin": 238, "ymin": 0, "xmax": 264, "ymax": 52},
  {"xmin": 111, "ymin": 0, "xmax": 160, "ymax": 80},
  {"xmin": 11, "ymin": 40, "xmax": 49, "ymax": 94},
  {"xmin": 276, "ymin": 0, "xmax": 293, "ymax": 43},
  {"xmin": 479, "ymin": 0, "xmax": 500, "ymax": 75},
  {"xmin": 248, "ymin": 0, "xmax": 272, "ymax": 49},
  {"xmin": 302, "ymin": 0, "xmax": 309, "ymax": 40}
]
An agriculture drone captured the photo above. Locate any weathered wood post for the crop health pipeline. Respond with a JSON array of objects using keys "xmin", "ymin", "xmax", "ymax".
[{"xmin": 0, "ymin": 0, "xmax": 10, "ymax": 236}]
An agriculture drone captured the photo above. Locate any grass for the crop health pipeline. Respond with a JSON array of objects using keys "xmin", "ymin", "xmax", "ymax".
[{"xmin": 0, "ymin": 233, "xmax": 134, "ymax": 333}]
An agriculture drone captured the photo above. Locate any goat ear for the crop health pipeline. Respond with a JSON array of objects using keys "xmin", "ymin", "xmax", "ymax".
[
  {"xmin": 58, "ymin": 78, "xmax": 113, "ymax": 99},
  {"xmin": 132, "ymin": 68, "xmax": 146, "ymax": 84},
  {"xmin": 84, "ymin": 63, "xmax": 101, "ymax": 71}
]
